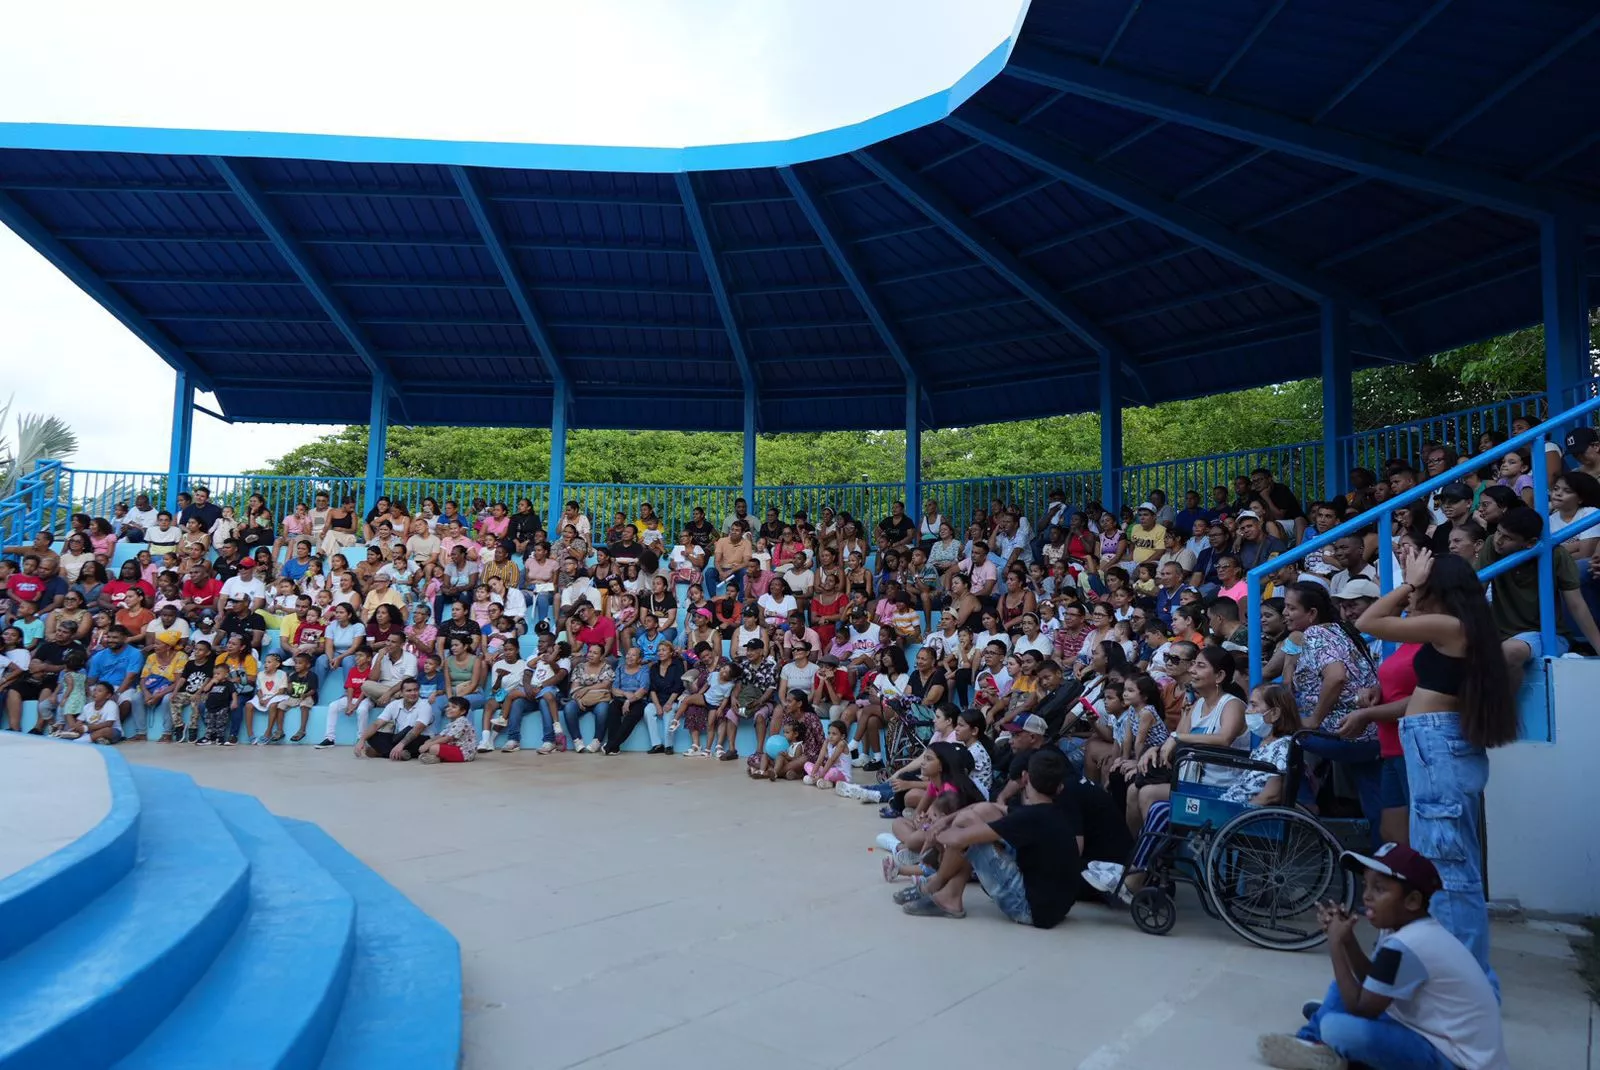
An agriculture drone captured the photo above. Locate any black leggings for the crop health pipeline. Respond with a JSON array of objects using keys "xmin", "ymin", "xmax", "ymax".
[{"xmin": 605, "ymin": 698, "xmax": 648, "ymax": 753}]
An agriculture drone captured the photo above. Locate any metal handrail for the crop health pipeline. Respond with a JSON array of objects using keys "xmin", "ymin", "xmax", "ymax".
[{"xmin": 1246, "ymin": 390, "xmax": 1600, "ymax": 687}]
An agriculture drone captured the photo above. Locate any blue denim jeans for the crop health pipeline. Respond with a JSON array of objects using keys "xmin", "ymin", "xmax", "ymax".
[
  {"xmin": 1299, "ymin": 731, "xmax": 1383, "ymax": 849},
  {"xmin": 505, "ymin": 693, "xmax": 556, "ymax": 744},
  {"xmin": 561, "ymin": 699, "xmax": 612, "ymax": 744},
  {"xmin": 703, "ymin": 564, "xmax": 744, "ymax": 597},
  {"xmin": 1298, "ymin": 980, "xmax": 1453, "ymax": 1069},
  {"xmin": 1401, "ymin": 712, "xmax": 1493, "ymax": 980}
]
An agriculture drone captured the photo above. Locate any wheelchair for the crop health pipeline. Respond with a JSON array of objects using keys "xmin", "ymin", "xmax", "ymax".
[{"xmin": 1117, "ymin": 733, "xmax": 1368, "ymax": 951}]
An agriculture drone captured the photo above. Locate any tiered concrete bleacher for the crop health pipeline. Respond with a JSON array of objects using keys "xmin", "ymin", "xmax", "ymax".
[{"xmin": 0, "ymin": 734, "xmax": 460, "ymax": 1069}]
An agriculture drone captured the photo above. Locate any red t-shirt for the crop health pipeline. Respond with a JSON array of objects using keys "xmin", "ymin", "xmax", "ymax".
[
  {"xmin": 574, "ymin": 616, "xmax": 618, "ymax": 652},
  {"xmin": 343, "ymin": 663, "xmax": 372, "ymax": 700},
  {"xmin": 181, "ymin": 577, "xmax": 224, "ymax": 608},
  {"xmin": 6, "ymin": 573, "xmax": 46, "ymax": 604},
  {"xmin": 1374, "ymin": 642, "xmax": 1420, "ymax": 759}
]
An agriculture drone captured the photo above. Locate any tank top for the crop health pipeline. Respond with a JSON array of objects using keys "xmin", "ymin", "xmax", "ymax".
[
  {"xmin": 1100, "ymin": 531, "xmax": 1121, "ymax": 557},
  {"xmin": 446, "ymin": 657, "xmax": 476, "ymax": 687}
]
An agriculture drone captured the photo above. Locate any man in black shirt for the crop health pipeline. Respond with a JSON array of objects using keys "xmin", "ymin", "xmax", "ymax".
[
  {"xmin": 217, "ymin": 596, "xmax": 267, "ymax": 653},
  {"xmin": 213, "ymin": 539, "xmax": 245, "ymax": 582},
  {"xmin": 606, "ymin": 525, "xmax": 660, "ymax": 573},
  {"xmin": 26, "ymin": 621, "xmax": 87, "ymax": 732},
  {"xmin": 178, "ymin": 484, "xmax": 223, "ymax": 532},
  {"xmin": 684, "ymin": 508, "xmax": 716, "ymax": 552},
  {"xmin": 899, "ymin": 749, "xmax": 1082, "ymax": 928},
  {"xmin": 1055, "ymin": 777, "xmax": 1134, "ymax": 900},
  {"xmin": 1249, "ymin": 468, "xmax": 1306, "ymax": 542},
  {"xmin": 876, "ymin": 501, "xmax": 917, "ymax": 552},
  {"xmin": 758, "ymin": 507, "xmax": 784, "ymax": 545}
]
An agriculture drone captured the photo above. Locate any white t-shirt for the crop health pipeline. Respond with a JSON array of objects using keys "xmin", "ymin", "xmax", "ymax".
[
  {"xmin": 124, "ymin": 506, "xmax": 159, "ymax": 530},
  {"xmin": 1551, "ymin": 505, "xmax": 1600, "ymax": 542},
  {"xmin": 1, "ymin": 648, "xmax": 31, "ymax": 675},
  {"xmin": 756, "ymin": 593, "xmax": 796, "ymax": 624},
  {"xmin": 220, "ymin": 576, "xmax": 267, "ymax": 605},
  {"xmin": 144, "ymin": 617, "xmax": 192, "ymax": 646},
  {"xmin": 1364, "ymin": 917, "xmax": 1508, "ymax": 1070},
  {"xmin": 1014, "ymin": 633, "xmax": 1052, "ymax": 657},
  {"xmin": 145, "ymin": 525, "xmax": 182, "ymax": 549},
  {"xmin": 487, "ymin": 658, "xmax": 529, "ymax": 692},
  {"xmin": 381, "ymin": 698, "xmax": 435, "ymax": 734},
  {"xmin": 780, "ymin": 660, "xmax": 819, "ymax": 697},
  {"xmin": 373, "ymin": 650, "xmax": 419, "ymax": 686},
  {"xmin": 83, "ymin": 698, "xmax": 119, "ymax": 725},
  {"xmin": 973, "ymin": 629, "xmax": 1010, "ymax": 654}
]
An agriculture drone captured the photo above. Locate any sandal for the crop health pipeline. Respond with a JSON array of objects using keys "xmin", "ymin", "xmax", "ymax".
[
  {"xmin": 892, "ymin": 880, "xmax": 927, "ymax": 905},
  {"xmin": 290, "ymin": 731, "xmax": 306, "ymax": 743},
  {"xmin": 901, "ymin": 896, "xmax": 965, "ymax": 919}
]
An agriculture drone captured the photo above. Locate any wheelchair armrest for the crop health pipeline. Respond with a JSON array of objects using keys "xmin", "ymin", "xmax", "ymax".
[{"xmin": 1172, "ymin": 743, "xmax": 1282, "ymax": 779}]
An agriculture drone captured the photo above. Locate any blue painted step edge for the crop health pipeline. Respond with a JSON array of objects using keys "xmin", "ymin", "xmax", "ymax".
[
  {"xmin": 116, "ymin": 791, "xmax": 357, "ymax": 1070},
  {"xmin": 281, "ymin": 818, "xmax": 462, "ymax": 1070},
  {"xmin": 0, "ymin": 745, "xmax": 140, "ymax": 960},
  {"xmin": 0, "ymin": 766, "xmax": 250, "ymax": 1070}
]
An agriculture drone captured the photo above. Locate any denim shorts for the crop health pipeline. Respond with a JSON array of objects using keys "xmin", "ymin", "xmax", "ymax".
[
  {"xmin": 1379, "ymin": 755, "xmax": 1409, "ymax": 809},
  {"xmin": 967, "ymin": 842, "xmax": 1032, "ymax": 925},
  {"xmin": 1510, "ymin": 629, "xmax": 1568, "ymax": 661}
]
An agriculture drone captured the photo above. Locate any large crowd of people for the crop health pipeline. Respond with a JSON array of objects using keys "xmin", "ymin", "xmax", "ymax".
[{"xmin": 3, "ymin": 432, "xmax": 1579, "ymax": 1069}]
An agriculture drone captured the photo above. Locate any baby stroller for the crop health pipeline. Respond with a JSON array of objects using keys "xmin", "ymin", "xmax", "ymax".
[{"xmin": 881, "ymin": 699, "xmax": 937, "ymax": 780}]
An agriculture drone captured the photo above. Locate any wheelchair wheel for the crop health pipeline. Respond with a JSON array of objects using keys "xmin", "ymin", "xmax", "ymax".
[
  {"xmin": 1203, "ymin": 806, "xmax": 1355, "ymax": 952},
  {"xmin": 1130, "ymin": 886, "xmax": 1176, "ymax": 936}
]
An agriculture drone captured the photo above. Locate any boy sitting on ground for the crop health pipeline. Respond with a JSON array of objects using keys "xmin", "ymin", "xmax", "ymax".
[{"xmin": 1257, "ymin": 843, "xmax": 1507, "ymax": 1070}]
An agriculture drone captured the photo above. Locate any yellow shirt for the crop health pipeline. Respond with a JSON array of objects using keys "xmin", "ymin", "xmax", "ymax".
[{"xmin": 1126, "ymin": 523, "xmax": 1167, "ymax": 564}]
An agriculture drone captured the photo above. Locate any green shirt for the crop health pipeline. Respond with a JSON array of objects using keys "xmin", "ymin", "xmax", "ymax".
[{"xmin": 1477, "ymin": 539, "xmax": 1578, "ymax": 639}]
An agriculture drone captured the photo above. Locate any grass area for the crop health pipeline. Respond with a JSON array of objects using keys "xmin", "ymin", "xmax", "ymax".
[{"xmin": 1575, "ymin": 917, "xmax": 1600, "ymax": 1005}]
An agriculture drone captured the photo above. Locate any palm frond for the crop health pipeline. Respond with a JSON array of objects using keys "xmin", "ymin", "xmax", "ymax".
[{"xmin": 0, "ymin": 400, "xmax": 79, "ymax": 498}]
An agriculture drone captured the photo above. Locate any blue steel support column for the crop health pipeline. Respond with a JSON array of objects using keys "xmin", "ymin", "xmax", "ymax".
[
  {"xmin": 905, "ymin": 380, "xmax": 922, "ymax": 512},
  {"xmin": 548, "ymin": 384, "xmax": 568, "ymax": 532},
  {"xmin": 165, "ymin": 371, "xmax": 195, "ymax": 513},
  {"xmin": 1320, "ymin": 301, "xmax": 1353, "ymax": 501},
  {"xmin": 1542, "ymin": 216, "xmax": 1590, "ymax": 407},
  {"xmin": 363, "ymin": 379, "xmax": 389, "ymax": 515},
  {"xmin": 742, "ymin": 389, "xmax": 757, "ymax": 507},
  {"xmin": 1099, "ymin": 349, "xmax": 1124, "ymax": 514}
]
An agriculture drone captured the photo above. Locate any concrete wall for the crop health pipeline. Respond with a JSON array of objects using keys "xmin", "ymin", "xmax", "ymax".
[{"xmin": 1486, "ymin": 657, "xmax": 1600, "ymax": 917}]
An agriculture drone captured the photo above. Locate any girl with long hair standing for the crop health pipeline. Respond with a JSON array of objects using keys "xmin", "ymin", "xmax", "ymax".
[{"xmin": 1357, "ymin": 549, "xmax": 1514, "ymax": 978}]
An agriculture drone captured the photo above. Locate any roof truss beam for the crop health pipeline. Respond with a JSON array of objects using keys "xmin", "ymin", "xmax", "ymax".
[
  {"xmin": 0, "ymin": 190, "xmax": 214, "ymax": 391},
  {"xmin": 851, "ymin": 146, "xmax": 1148, "ymax": 404},
  {"xmin": 450, "ymin": 166, "xmax": 566, "ymax": 389},
  {"xmin": 778, "ymin": 164, "xmax": 932, "ymax": 411},
  {"xmin": 949, "ymin": 108, "xmax": 1386, "ymax": 323},
  {"xmin": 208, "ymin": 156, "xmax": 402, "ymax": 406},
  {"xmin": 675, "ymin": 173, "xmax": 756, "ymax": 394},
  {"xmin": 1006, "ymin": 41, "xmax": 1600, "ymax": 223}
]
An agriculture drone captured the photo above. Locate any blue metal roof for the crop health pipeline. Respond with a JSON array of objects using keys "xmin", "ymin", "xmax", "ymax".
[{"xmin": 0, "ymin": 0, "xmax": 1596, "ymax": 433}]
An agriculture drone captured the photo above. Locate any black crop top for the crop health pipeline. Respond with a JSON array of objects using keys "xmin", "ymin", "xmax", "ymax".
[{"xmin": 1413, "ymin": 643, "xmax": 1464, "ymax": 696}]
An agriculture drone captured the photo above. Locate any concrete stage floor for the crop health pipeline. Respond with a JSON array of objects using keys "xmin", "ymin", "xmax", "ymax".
[{"xmin": 122, "ymin": 745, "xmax": 1595, "ymax": 1070}]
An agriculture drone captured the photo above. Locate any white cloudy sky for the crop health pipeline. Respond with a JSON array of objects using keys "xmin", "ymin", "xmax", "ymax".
[{"xmin": 0, "ymin": 0, "xmax": 1025, "ymax": 473}]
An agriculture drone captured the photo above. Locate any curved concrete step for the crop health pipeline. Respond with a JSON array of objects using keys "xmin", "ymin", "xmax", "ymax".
[
  {"xmin": 0, "ymin": 766, "xmax": 250, "ymax": 1070},
  {"xmin": 0, "ymin": 744, "xmax": 140, "ymax": 960},
  {"xmin": 281, "ymin": 819, "xmax": 461, "ymax": 1070},
  {"xmin": 114, "ymin": 791, "xmax": 357, "ymax": 1070}
]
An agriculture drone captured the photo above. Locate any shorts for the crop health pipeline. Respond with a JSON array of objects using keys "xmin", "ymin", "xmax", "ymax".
[
  {"xmin": 6, "ymin": 678, "xmax": 44, "ymax": 701},
  {"xmin": 967, "ymin": 842, "xmax": 1033, "ymax": 926},
  {"xmin": 1510, "ymin": 630, "xmax": 1569, "ymax": 661},
  {"xmin": 436, "ymin": 743, "xmax": 468, "ymax": 763},
  {"xmin": 1379, "ymin": 755, "xmax": 1410, "ymax": 809},
  {"xmin": 115, "ymin": 688, "xmax": 139, "ymax": 707}
]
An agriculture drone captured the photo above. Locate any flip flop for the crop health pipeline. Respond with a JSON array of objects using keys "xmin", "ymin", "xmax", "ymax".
[
  {"xmin": 901, "ymin": 896, "xmax": 965, "ymax": 919},
  {"xmin": 290, "ymin": 731, "xmax": 306, "ymax": 743}
]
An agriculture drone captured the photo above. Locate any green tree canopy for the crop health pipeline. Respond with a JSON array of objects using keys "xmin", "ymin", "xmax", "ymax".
[{"xmin": 261, "ymin": 324, "xmax": 1582, "ymax": 485}]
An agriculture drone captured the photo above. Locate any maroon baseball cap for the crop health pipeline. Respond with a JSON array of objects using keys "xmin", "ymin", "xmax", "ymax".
[{"xmin": 1341, "ymin": 842, "xmax": 1442, "ymax": 896}]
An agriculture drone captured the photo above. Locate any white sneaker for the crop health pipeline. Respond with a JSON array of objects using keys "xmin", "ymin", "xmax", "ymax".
[
  {"xmin": 587, "ymin": 739, "xmax": 602, "ymax": 753},
  {"xmin": 1082, "ymin": 860, "xmax": 1125, "ymax": 894},
  {"xmin": 833, "ymin": 781, "xmax": 854, "ymax": 796},
  {"xmin": 802, "ymin": 775, "xmax": 815, "ymax": 785},
  {"xmin": 851, "ymin": 754, "xmax": 869, "ymax": 768},
  {"xmin": 875, "ymin": 832, "xmax": 902, "ymax": 854},
  {"xmin": 537, "ymin": 741, "xmax": 556, "ymax": 754},
  {"xmin": 490, "ymin": 712, "xmax": 508, "ymax": 729},
  {"xmin": 683, "ymin": 744, "xmax": 702, "ymax": 757},
  {"xmin": 481, "ymin": 736, "xmax": 496, "ymax": 753},
  {"xmin": 503, "ymin": 740, "xmax": 520, "ymax": 753}
]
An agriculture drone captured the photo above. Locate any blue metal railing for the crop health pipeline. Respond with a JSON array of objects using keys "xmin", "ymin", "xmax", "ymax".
[
  {"xmin": 1118, "ymin": 439, "xmax": 1323, "ymax": 516},
  {"xmin": 1246, "ymin": 388, "xmax": 1600, "ymax": 730},
  {"xmin": 4, "ymin": 387, "xmax": 1580, "ymax": 557},
  {"xmin": 1342, "ymin": 392, "xmax": 1547, "ymax": 474},
  {"xmin": 0, "ymin": 459, "xmax": 71, "ymax": 546}
]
